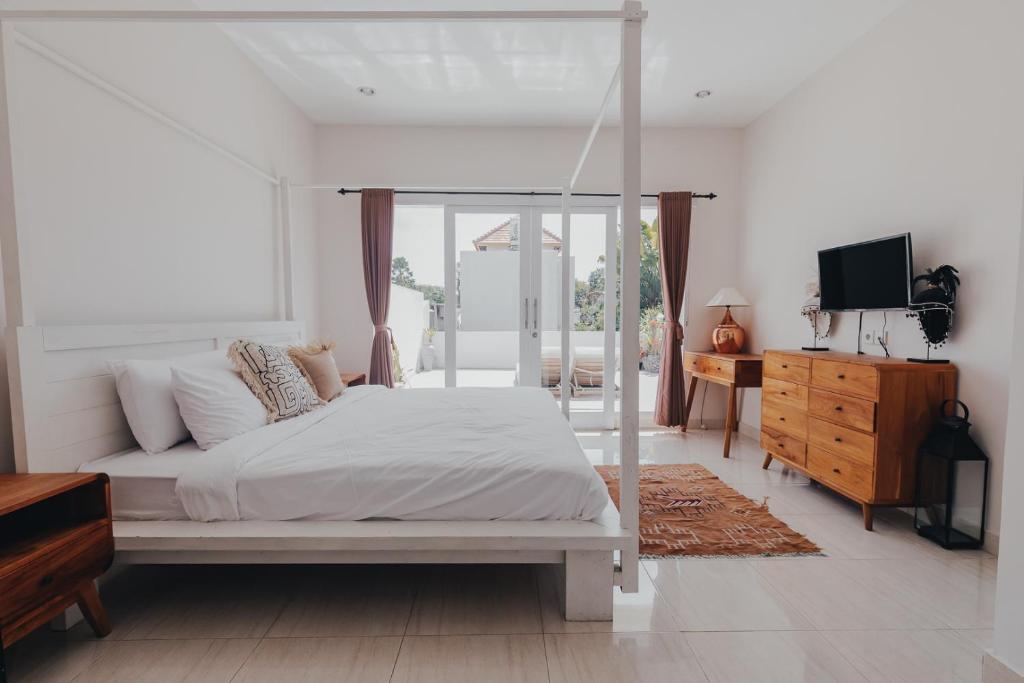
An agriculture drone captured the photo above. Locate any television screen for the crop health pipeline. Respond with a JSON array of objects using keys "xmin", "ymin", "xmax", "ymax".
[{"xmin": 818, "ymin": 234, "xmax": 912, "ymax": 311}]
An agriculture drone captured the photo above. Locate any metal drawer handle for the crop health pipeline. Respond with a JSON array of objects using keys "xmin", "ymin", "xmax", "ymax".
[
  {"xmin": 780, "ymin": 391, "xmax": 787, "ymax": 396},
  {"xmin": 781, "ymin": 364, "xmax": 789, "ymax": 369},
  {"xmin": 777, "ymin": 443, "xmax": 785, "ymax": 448},
  {"xmin": 837, "ymin": 373, "xmax": 846, "ymax": 379},
  {"xmin": 832, "ymin": 467, "xmax": 841, "ymax": 474},
  {"xmin": 835, "ymin": 406, "xmax": 843, "ymax": 411},
  {"xmin": 778, "ymin": 417, "xmax": 786, "ymax": 422},
  {"xmin": 834, "ymin": 437, "xmax": 842, "ymax": 442}
]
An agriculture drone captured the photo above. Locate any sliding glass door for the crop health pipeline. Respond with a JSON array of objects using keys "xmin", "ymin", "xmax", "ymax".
[
  {"xmin": 539, "ymin": 207, "xmax": 619, "ymax": 428},
  {"xmin": 443, "ymin": 206, "xmax": 541, "ymax": 388},
  {"xmin": 395, "ymin": 198, "xmax": 627, "ymax": 429}
]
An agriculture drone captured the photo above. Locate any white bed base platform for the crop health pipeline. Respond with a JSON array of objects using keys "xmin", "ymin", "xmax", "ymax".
[
  {"xmin": 115, "ymin": 509, "xmax": 629, "ymax": 621},
  {"xmin": 7, "ymin": 320, "xmax": 630, "ymax": 620}
]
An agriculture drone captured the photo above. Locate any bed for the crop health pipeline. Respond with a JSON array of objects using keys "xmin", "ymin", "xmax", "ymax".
[
  {"xmin": 81, "ymin": 384, "xmax": 610, "ymax": 523},
  {"xmin": 8, "ymin": 321, "xmax": 630, "ymax": 621}
]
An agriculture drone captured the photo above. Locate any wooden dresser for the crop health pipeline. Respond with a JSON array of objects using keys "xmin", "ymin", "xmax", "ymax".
[
  {"xmin": 759, "ymin": 350, "xmax": 956, "ymax": 530},
  {"xmin": 0, "ymin": 473, "xmax": 114, "ymax": 675}
]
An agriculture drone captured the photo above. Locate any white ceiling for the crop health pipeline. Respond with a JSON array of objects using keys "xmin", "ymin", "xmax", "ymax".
[{"xmin": 133, "ymin": 1, "xmax": 911, "ymax": 126}]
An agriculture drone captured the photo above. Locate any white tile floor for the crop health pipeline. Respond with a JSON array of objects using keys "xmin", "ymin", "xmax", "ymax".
[{"xmin": 6, "ymin": 430, "xmax": 997, "ymax": 682}]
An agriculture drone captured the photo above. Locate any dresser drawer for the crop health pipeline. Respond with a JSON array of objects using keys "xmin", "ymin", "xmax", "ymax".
[
  {"xmin": 806, "ymin": 446, "xmax": 873, "ymax": 501},
  {"xmin": 761, "ymin": 401, "xmax": 807, "ymax": 440},
  {"xmin": 811, "ymin": 359, "xmax": 878, "ymax": 400},
  {"xmin": 763, "ymin": 377, "xmax": 808, "ymax": 411},
  {"xmin": 763, "ymin": 352, "xmax": 810, "ymax": 384},
  {"xmin": 760, "ymin": 428, "xmax": 807, "ymax": 467},
  {"xmin": 808, "ymin": 388, "xmax": 876, "ymax": 433},
  {"xmin": 0, "ymin": 522, "xmax": 112, "ymax": 625},
  {"xmin": 808, "ymin": 417, "xmax": 875, "ymax": 467}
]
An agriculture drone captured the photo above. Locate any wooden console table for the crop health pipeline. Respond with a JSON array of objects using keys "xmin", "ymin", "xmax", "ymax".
[
  {"xmin": 682, "ymin": 351, "xmax": 763, "ymax": 458},
  {"xmin": 0, "ymin": 473, "xmax": 114, "ymax": 679}
]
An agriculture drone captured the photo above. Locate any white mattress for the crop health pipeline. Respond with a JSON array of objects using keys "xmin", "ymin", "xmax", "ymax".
[
  {"xmin": 177, "ymin": 385, "xmax": 611, "ymax": 522},
  {"xmin": 80, "ymin": 441, "xmax": 204, "ymax": 520}
]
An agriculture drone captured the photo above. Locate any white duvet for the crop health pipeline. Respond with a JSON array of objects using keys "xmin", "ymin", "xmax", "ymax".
[{"xmin": 176, "ymin": 385, "xmax": 610, "ymax": 522}]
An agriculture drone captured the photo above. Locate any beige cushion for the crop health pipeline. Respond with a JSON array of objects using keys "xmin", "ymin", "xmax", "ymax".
[
  {"xmin": 288, "ymin": 343, "xmax": 345, "ymax": 402},
  {"xmin": 228, "ymin": 339, "xmax": 325, "ymax": 422}
]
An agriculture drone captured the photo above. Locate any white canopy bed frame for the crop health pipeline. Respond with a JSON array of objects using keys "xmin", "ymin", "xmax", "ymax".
[{"xmin": 0, "ymin": 3, "xmax": 646, "ymax": 620}]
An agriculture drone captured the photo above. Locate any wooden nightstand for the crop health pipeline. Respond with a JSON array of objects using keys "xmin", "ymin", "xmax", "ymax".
[
  {"xmin": 682, "ymin": 350, "xmax": 763, "ymax": 458},
  {"xmin": 340, "ymin": 372, "xmax": 367, "ymax": 387},
  {"xmin": 0, "ymin": 474, "xmax": 114, "ymax": 677}
]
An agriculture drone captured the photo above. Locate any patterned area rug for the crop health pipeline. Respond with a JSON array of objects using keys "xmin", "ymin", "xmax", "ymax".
[{"xmin": 596, "ymin": 464, "xmax": 823, "ymax": 558}]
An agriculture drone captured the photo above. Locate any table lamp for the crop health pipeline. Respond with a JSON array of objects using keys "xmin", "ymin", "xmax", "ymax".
[{"xmin": 706, "ymin": 287, "xmax": 750, "ymax": 353}]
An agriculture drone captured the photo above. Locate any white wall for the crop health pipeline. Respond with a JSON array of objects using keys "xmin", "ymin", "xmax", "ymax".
[
  {"xmin": 991, "ymin": 179, "xmax": 1024, "ymax": 678},
  {"xmin": 0, "ymin": 21, "xmax": 318, "ymax": 472},
  {"xmin": 316, "ymin": 124, "xmax": 744, "ymax": 420},
  {"xmin": 735, "ymin": 0, "xmax": 1024, "ymax": 546}
]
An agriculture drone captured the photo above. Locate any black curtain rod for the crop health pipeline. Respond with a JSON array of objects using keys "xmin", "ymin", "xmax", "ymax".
[{"xmin": 335, "ymin": 188, "xmax": 716, "ymax": 200}]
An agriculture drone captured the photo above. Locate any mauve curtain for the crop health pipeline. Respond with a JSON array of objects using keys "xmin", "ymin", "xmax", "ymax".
[
  {"xmin": 361, "ymin": 188, "xmax": 396, "ymax": 387},
  {"xmin": 654, "ymin": 191, "xmax": 693, "ymax": 426}
]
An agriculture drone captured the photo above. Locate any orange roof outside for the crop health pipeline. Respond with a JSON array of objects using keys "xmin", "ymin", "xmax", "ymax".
[{"xmin": 472, "ymin": 217, "xmax": 562, "ymax": 250}]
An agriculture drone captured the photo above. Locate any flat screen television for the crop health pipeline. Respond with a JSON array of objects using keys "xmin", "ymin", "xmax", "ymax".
[{"xmin": 818, "ymin": 234, "xmax": 913, "ymax": 311}]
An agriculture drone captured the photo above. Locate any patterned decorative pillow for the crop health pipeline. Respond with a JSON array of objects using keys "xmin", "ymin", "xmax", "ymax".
[{"xmin": 228, "ymin": 340, "xmax": 325, "ymax": 422}]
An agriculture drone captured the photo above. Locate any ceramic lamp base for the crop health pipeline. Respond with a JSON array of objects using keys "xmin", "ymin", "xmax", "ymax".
[{"xmin": 711, "ymin": 307, "xmax": 745, "ymax": 354}]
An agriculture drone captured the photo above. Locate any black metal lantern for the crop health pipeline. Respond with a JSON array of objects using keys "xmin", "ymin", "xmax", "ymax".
[{"xmin": 914, "ymin": 400, "xmax": 989, "ymax": 549}]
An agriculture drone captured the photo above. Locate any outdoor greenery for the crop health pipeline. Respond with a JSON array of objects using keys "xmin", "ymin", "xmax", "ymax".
[
  {"xmin": 391, "ymin": 256, "xmax": 445, "ymax": 305},
  {"xmin": 572, "ymin": 218, "xmax": 663, "ymax": 333}
]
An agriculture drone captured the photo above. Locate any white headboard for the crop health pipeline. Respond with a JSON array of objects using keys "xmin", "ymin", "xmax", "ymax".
[{"xmin": 8, "ymin": 321, "xmax": 305, "ymax": 473}]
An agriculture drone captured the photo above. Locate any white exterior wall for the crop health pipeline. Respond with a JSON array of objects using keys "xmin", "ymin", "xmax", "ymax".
[
  {"xmin": 389, "ymin": 284, "xmax": 428, "ymax": 378},
  {"xmin": 459, "ymin": 250, "xmax": 568, "ymax": 331}
]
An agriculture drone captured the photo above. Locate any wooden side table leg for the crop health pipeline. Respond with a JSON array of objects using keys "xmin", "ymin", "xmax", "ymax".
[
  {"xmin": 862, "ymin": 504, "xmax": 874, "ymax": 532},
  {"xmin": 681, "ymin": 375, "xmax": 698, "ymax": 432},
  {"xmin": 75, "ymin": 581, "xmax": 111, "ymax": 638},
  {"xmin": 761, "ymin": 453, "xmax": 773, "ymax": 470},
  {"xmin": 722, "ymin": 384, "xmax": 736, "ymax": 458}
]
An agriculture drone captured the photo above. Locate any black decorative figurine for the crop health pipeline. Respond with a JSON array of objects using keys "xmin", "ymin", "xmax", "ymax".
[{"xmin": 907, "ymin": 265, "xmax": 959, "ymax": 363}]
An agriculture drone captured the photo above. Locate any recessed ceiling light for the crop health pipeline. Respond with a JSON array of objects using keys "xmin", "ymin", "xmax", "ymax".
[
  {"xmin": 695, "ymin": 89, "xmax": 712, "ymax": 99},
  {"xmin": 357, "ymin": 86, "xmax": 376, "ymax": 97}
]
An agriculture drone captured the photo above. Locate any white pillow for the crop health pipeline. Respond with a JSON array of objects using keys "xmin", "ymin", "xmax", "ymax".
[
  {"xmin": 170, "ymin": 364, "xmax": 267, "ymax": 450},
  {"xmin": 108, "ymin": 350, "xmax": 227, "ymax": 455}
]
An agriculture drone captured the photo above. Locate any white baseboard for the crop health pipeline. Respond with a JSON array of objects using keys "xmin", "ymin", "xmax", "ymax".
[{"xmin": 985, "ymin": 653, "xmax": 1024, "ymax": 683}]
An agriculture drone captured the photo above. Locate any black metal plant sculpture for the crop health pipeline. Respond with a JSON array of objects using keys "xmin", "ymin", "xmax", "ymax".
[{"xmin": 907, "ymin": 265, "xmax": 959, "ymax": 363}]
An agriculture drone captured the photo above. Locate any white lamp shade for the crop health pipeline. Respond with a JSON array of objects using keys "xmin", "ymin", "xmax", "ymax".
[{"xmin": 706, "ymin": 287, "xmax": 750, "ymax": 308}]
